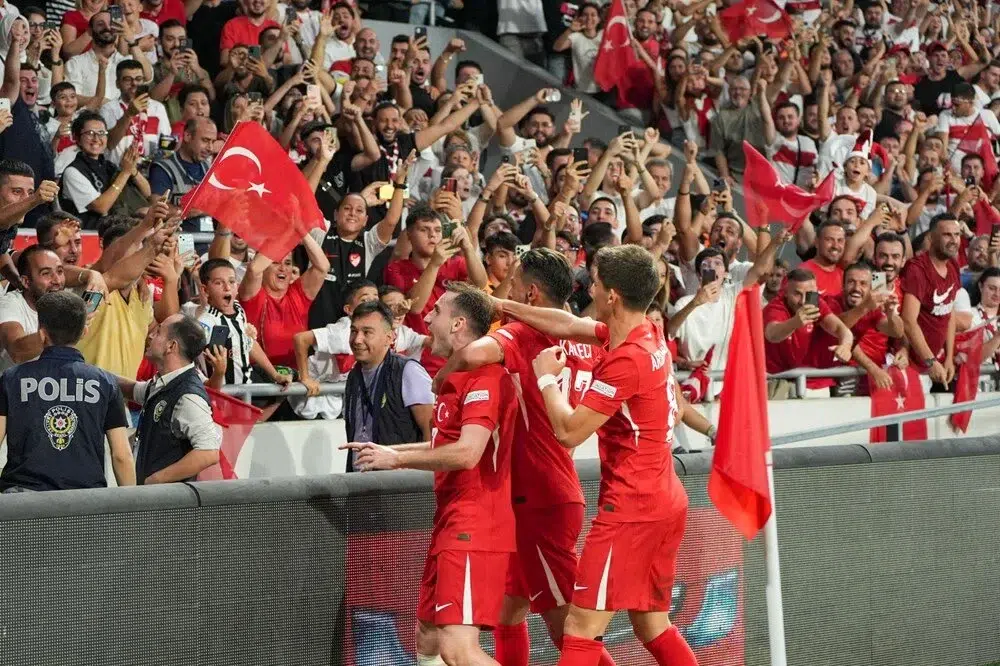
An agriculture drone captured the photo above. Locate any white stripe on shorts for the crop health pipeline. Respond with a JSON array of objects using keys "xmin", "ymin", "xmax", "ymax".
[
  {"xmin": 596, "ymin": 546, "xmax": 613, "ymax": 611},
  {"xmin": 463, "ymin": 554, "xmax": 474, "ymax": 625},
  {"xmin": 537, "ymin": 545, "xmax": 567, "ymax": 607}
]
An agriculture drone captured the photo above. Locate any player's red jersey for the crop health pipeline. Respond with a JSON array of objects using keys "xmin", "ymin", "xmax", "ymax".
[
  {"xmin": 490, "ymin": 320, "xmax": 601, "ymax": 508},
  {"xmin": 430, "ymin": 364, "xmax": 517, "ymax": 555},
  {"xmin": 580, "ymin": 320, "xmax": 688, "ymax": 523}
]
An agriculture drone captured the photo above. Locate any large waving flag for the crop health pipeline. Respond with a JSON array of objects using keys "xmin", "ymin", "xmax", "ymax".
[
  {"xmin": 593, "ymin": 0, "xmax": 637, "ymax": 92},
  {"xmin": 709, "ymin": 285, "xmax": 772, "ymax": 539},
  {"xmin": 181, "ymin": 121, "xmax": 325, "ymax": 261},
  {"xmin": 743, "ymin": 141, "xmax": 834, "ymax": 232},
  {"xmin": 957, "ymin": 116, "xmax": 999, "ymax": 192},
  {"xmin": 719, "ymin": 0, "xmax": 793, "ymax": 43}
]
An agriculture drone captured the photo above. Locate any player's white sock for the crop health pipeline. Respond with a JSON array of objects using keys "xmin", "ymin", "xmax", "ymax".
[{"xmin": 417, "ymin": 654, "xmax": 447, "ymax": 666}]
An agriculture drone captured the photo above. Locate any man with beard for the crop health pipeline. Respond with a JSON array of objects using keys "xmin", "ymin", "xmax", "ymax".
[
  {"xmin": 65, "ymin": 11, "xmax": 152, "ymax": 106},
  {"xmin": 317, "ymin": 2, "xmax": 358, "ymax": 70},
  {"xmin": 36, "ymin": 213, "xmax": 84, "ymax": 267},
  {"xmin": 219, "ymin": 0, "xmax": 279, "ymax": 66},
  {"xmin": 284, "ymin": 0, "xmax": 322, "ymax": 56},
  {"xmin": 408, "ymin": 42, "xmax": 437, "ymax": 117},
  {"xmin": 960, "ymin": 235, "xmax": 991, "ymax": 289},
  {"xmin": 300, "ymin": 109, "xmax": 379, "ymax": 216},
  {"xmin": 355, "ymin": 95, "xmax": 480, "ymax": 196},
  {"xmin": 938, "ymin": 83, "xmax": 1000, "ymax": 172},
  {"xmin": 762, "ymin": 91, "xmax": 818, "ymax": 188},
  {"xmin": 874, "ymin": 81, "xmax": 909, "ymax": 140},
  {"xmin": 801, "ymin": 222, "xmax": 847, "ymax": 297},
  {"xmin": 101, "ymin": 59, "xmax": 171, "ymax": 164},
  {"xmin": 0, "ymin": 160, "xmax": 58, "ymax": 269},
  {"xmin": 900, "ymin": 213, "xmax": 962, "ymax": 387},
  {"xmin": 151, "ymin": 21, "xmax": 215, "ymax": 120},
  {"xmin": 818, "ymin": 263, "xmax": 904, "ymax": 393},
  {"xmin": 676, "ymin": 203, "xmax": 759, "ymax": 295},
  {"xmin": 615, "ymin": 7, "xmax": 659, "ymax": 121},
  {"xmin": 0, "ymin": 245, "xmax": 65, "ymax": 370},
  {"xmin": 149, "ymin": 116, "xmax": 217, "ymax": 197},
  {"xmin": 762, "ymin": 259, "xmax": 788, "ymax": 304}
]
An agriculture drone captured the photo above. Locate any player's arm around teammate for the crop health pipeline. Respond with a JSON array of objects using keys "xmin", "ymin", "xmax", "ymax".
[{"xmin": 341, "ymin": 424, "xmax": 494, "ymax": 472}]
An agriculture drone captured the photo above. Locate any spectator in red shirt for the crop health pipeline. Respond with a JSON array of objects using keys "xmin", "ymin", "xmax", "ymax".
[
  {"xmin": 800, "ymin": 222, "xmax": 846, "ymax": 297},
  {"xmin": 763, "ymin": 267, "xmax": 854, "ymax": 396},
  {"xmin": 383, "ymin": 203, "xmax": 488, "ymax": 375},
  {"xmin": 238, "ymin": 231, "xmax": 331, "ymax": 369},
  {"xmin": 219, "ymin": 0, "xmax": 279, "ymax": 66},
  {"xmin": 140, "ymin": 0, "xmax": 186, "ymax": 26},
  {"xmin": 900, "ymin": 213, "xmax": 962, "ymax": 387},
  {"xmin": 822, "ymin": 263, "xmax": 905, "ymax": 392}
]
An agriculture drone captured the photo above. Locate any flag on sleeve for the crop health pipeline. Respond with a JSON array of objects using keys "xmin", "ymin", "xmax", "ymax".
[
  {"xmin": 593, "ymin": 0, "xmax": 637, "ymax": 92},
  {"xmin": 869, "ymin": 365, "xmax": 928, "ymax": 442},
  {"xmin": 743, "ymin": 141, "xmax": 835, "ymax": 232},
  {"xmin": 719, "ymin": 0, "xmax": 793, "ymax": 43},
  {"xmin": 957, "ymin": 116, "xmax": 999, "ymax": 192},
  {"xmin": 950, "ymin": 326, "xmax": 986, "ymax": 433},
  {"xmin": 197, "ymin": 387, "xmax": 263, "ymax": 481},
  {"xmin": 181, "ymin": 121, "xmax": 325, "ymax": 262},
  {"xmin": 708, "ymin": 285, "xmax": 772, "ymax": 540}
]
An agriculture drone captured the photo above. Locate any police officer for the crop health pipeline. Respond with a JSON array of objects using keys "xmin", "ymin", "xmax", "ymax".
[
  {"xmin": 117, "ymin": 313, "xmax": 222, "ymax": 484},
  {"xmin": 0, "ymin": 291, "xmax": 135, "ymax": 492}
]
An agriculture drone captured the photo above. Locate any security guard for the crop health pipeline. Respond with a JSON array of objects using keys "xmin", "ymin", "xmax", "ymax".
[
  {"xmin": 0, "ymin": 291, "xmax": 135, "ymax": 492},
  {"xmin": 117, "ymin": 313, "xmax": 222, "ymax": 484}
]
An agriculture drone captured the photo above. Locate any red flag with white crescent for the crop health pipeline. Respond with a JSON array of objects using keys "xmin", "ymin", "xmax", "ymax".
[
  {"xmin": 742, "ymin": 141, "xmax": 834, "ymax": 232},
  {"xmin": 593, "ymin": 0, "xmax": 637, "ymax": 92},
  {"xmin": 719, "ymin": 0, "xmax": 794, "ymax": 43},
  {"xmin": 181, "ymin": 121, "xmax": 325, "ymax": 261}
]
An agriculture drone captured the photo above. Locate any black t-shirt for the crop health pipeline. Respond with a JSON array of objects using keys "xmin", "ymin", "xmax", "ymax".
[
  {"xmin": 409, "ymin": 83, "xmax": 436, "ymax": 116},
  {"xmin": 355, "ymin": 132, "xmax": 418, "ymax": 226},
  {"xmin": 913, "ymin": 70, "xmax": 965, "ymax": 116},
  {"xmin": 874, "ymin": 109, "xmax": 905, "ymax": 141},
  {"xmin": 305, "ymin": 149, "xmax": 356, "ymax": 222},
  {"xmin": 189, "ymin": 1, "xmax": 239, "ymax": 79},
  {"xmin": 308, "ymin": 232, "xmax": 369, "ymax": 329}
]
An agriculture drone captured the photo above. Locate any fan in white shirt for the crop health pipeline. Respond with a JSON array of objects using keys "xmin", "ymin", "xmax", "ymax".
[
  {"xmin": 936, "ymin": 83, "xmax": 1000, "ymax": 172},
  {"xmin": 98, "ymin": 60, "xmax": 170, "ymax": 164}
]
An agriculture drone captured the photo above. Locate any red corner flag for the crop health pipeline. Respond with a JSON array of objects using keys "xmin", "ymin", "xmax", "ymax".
[
  {"xmin": 743, "ymin": 141, "xmax": 834, "ymax": 233},
  {"xmin": 957, "ymin": 116, "xmax": 999, "ymax": 192},
  {"xmin": 719, "ymin": 0, "xmax": 793, "ymax": 43},
  {"xmin": 950, "ymin": 326, "xmax": 986, "ymax": 433},
  {"xmin": 197, "ymin": 387, "xmax": 263, "ymax": 481},
  {"xmin": 709, "ymin": 285, "xmax": 772, "ymax": 540},
  {"xmin": 181, "ymin": 121, "xmax": 325, "ymax": 261},
  {"xmin": 593, "ymin": 0, "xmax": 636, "ymax": 92}
]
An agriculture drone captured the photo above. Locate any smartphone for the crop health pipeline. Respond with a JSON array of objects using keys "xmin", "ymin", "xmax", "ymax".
[
  {"xmin": 414, "ymin": 26, "xmax": 427, "ymax": 38},
  {"xmin": 44, "ymin": 21, "xmax": 58, "ymax": 31},
  {"xmin": 471, "ymin": 73, "xmax": 484, "ymax": 87},
  {"xmin": 965, "ymin": 176, "xmax": 976, "ymax": 186},
  {"xmin": 159, "ymin": 134, "xmax": 178, "ymax": 151},
  {"xmin": 805, "ymin": 291, "xmax": 820, "ymax": 307},
  {"xmin": 177, "ymin": 233, "xmax": 195, "ymax": 258},
  {"xmin": 247, "ymin": 92, "xmax": 263, "ymax": 103},
  {"xmin": 208, "ymin": 325, "xmax": 229, "ymax": 348},
  {"xmin": 378, "ymin": 183, "xmax": 394, "ymax": 201},
  {"xmin": 618, "ymin": 124, "xmax": 632, "ymax": 136},
  {"xmin": 572, "ymin": 147, "xmax": 588, "ymax": 163},
  {"xmin": 375, "ymin": 63, "xmax": 386, "ymax": 75},
  {"xmin": 178, "ymin": 38, "xmax": 192, "ymax": 51},
  {"xmin": 442, "ymin": 178, "xmax": 458, "ymax": 194},
  {"xmin": 501, "ymin": 154, "xmax": 512, "ymax": 164},
  {"xmin": 285, "ymin": 8, "xmax": 297, "ymax": 23},
  {"xmin": 82, "ymin": 291, "xmax": 103, "ymax": 314},
  {"xmin": 441, "ymin": 219, "xmax": 457, "ymax": 239},
  {"xmin": 992, "ymin": 222, "xmax": 1000, "ymax": 245},
  {"xmin": 248, "ymin": 45, "xmax": 261, "ymax": 60},
  {"xmin": 872, "ymin": 271, "xmax": 887, "ymax": 292},
  {"xmin": 108, "ymin": 5, "xmax": 123, "ymax": 22},
  {"xmin": 306, "ymin": 84, "xmax": 322, "ymax": 107},
  {"xmin": 712, "ymin": 177, "xmax": 727, "ymax": 192},
  {"xmin": 0, "ymin": 98, "xmax": 10, "ymax": 113},
  {"xmin": 169, "ymin": 192, "xmax": 184, "ymax": 207},
  {"xmin": 515, "ymin": 244, "xmax": 531, "ymax": 259},
  {"xmin": 544, "ymin": 89, "xmax": 562, "ymax": 103},
  {"xmin": 700, "ymin": 268, "xmax": 716, "ymax": 286},
  {"xmin": 135, "ymin": 83, "xmax": 150, "ymax": 97}
]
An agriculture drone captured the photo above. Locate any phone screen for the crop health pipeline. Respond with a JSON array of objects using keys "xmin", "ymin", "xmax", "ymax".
[
  {"xmin": 83, "ymin": 291, "xmax": 103, "ymax": 314},
  {"xmin": 0, "ymin": 98, "xmax": 10, "ymax": 113},
  {"xmin": 248, "ymin": 45, "xmax": 261, "ymax": 59},
  {"xmin": 378, "ymin": 183, "xmax": 395, "ymax": 201},
  {"xmin": 414, "ymin": 26, "xmax": 427, "ymax": 38},
  {"xmin": 442, "ymin": 220, "xmax": 456, "ymax": 239}
]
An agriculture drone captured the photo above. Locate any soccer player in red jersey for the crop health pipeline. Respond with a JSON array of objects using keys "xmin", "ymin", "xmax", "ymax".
[
  {"xmin": 434, "ymin": 248, "xmax": 616, "ymax": 666},
  {"xmin": 497, "ymin": 244, "xmax": 698, "ymax": 666},
  {"xmin": 342, "ymin": 283, "xmax": 517, "ymax": 666}
]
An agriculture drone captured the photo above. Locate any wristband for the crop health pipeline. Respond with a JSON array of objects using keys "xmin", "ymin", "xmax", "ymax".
[
  {"xmin": 922, "ymin": 357, "xmax": 935, "ymax": 369},
  {"xmin": 706, "ymin": 424, "xmax": 717, "ymax": 443},
  {"xmin": 50, "ymin": 60, "xmax": 62, "ymax": 66},
  {"xmin": 215, "ymin": 230, "xmax": 233, "ymax": 237},
  {"xmin": 536, "ymin": 374, "xmax": 558, "ymax": 391}
]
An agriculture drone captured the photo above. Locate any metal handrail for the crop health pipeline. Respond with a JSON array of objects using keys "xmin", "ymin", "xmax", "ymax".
[{"xmin": 771, "ymin": 393, "xmax": 1000, "ymax": 447}]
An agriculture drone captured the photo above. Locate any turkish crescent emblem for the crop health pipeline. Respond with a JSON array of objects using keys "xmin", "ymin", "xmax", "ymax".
[
  {"xmin": 605, "ymin": 15, "xmax": 632, "ymax": 46},
  {"xmin": 208, "ymin": 147, "xmax": 270, "ymax": 196},
  {"xmin": 153, "ymin": 400, "xmax": 167, "ymax": 422},
  {"xmin": 757, "ymin": 4, "xmax": 782, "ymax": 22}
]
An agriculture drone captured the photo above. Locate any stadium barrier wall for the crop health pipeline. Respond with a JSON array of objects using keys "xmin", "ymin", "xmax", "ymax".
[{"xmin": 1, "ymin": 438, "xmax": 998, "ymax": 666}]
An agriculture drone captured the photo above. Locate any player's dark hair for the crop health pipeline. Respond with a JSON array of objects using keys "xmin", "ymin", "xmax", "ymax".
[
  {"xmin": 37, "ymin": 291, "xmax": 87, "ymax": 346},
  {"xmin": 179, "ymin": 84, "xmax": 210, "ymax": 107},
  {"xmin": 351, "ymin": 299, "xmax": 394, "ymax": 330},
  {"xmin": 98, "ymin": 215, "xmax": 136, "ymax": 247},
  {"xmin": 816, "ymin": 220, "xmax": 846, "ymax": 239},
  {"xmin": 199, "ymin": 258, "xmax": 236, "ymax": 284},
  {"xmin": 168, "ymin": 315, "xmax": 209, "ymax": 362},
  {"xmin": 843, "ymin": 262, "xmax": 874, "ymax": 284},
  {"xmin": 928, "ymin": 212, "xmax": 958, "ymax": 233},
  {"xmin": 49, "ymin": 81, "xmax": 76, "ymax": 99},
  {"xmin": 0, "ymin": 159, "xmax": 35, "ymax": 187},
  {"xmin": 407, "ymin": 204, "xmax": 443, "ymax": 230},
  {"xmin": 447, "ymin": 282, "xmax": 494, "ymax": 338},
  {"xmin": 115, "ymin": 59, "xmax": 143, "ymax": 79},
  {"xmin": 786, "ymin": 268, "xmax": 817, "ymax": 284},
  {"xmin": 875, "ymin": 232, "xmax": 905, "ymax": 252},
  {"xmin": 594, "ymin": 245, "xmax": 659, "ymax": 311},
  {"xmin": 379, "ymin": 284, "xmax": 404, "ymax": 298},
  {"xmin": 160, "ymin": 18, "xmax": 183, "ymax": 32},
  {"xmin": 455, "ymin": 59, "xmax": 482, "ymax": 75},
  {"xmin": 520, "ymin": 247, "xmax": 574, "ymax": 305}
]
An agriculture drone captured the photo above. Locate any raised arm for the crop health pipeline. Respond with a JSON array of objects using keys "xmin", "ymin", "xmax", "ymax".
[
  {"xmin": 414, "ymin": 92, "xmax": 480, "ymax": 151},
  {"xmin": 297, "ymin": 231, "xmax": 331, "ymax": 299},
  {"xmin": 497, "ymin": 299, "xmax": 601, "ymax": 344}
]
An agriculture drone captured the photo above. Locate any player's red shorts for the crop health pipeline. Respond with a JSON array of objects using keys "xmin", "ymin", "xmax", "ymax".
[
  {"xmin": 572, "ymin": 509, "xmax": 687, "ymax": 612},
  {"xmin": 505, "ymin": 502, "xmax": 586, "ymax": 614},
  {"xmin": 417, "ymin": 549, "xmax": 510, "ymax": 628}
]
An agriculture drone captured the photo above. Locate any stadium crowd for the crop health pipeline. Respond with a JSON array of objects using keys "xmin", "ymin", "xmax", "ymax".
[{"xmin": 0, "ymin": 0, "xmax": 994, "ymax": 431}]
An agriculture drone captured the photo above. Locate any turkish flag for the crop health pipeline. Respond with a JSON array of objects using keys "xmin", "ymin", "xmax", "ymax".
[
  {"xmin": 708, "ymin": 285, "xmax": 772, "ymax": 540},
  {"xmin": 972, "ymin": 197, "xmax": 1000, "ymax": 238},
  {"xmin": 957, "ymin": 116, "xmax": 999, "ymax": 192},
  {"xmin": 869, "ymin": 365, "xmax": 928, "ymax": 442},
  {"xmin": 181, "ymin": 121, "xmax": 325, "ymax": 262},
  {"xmin": 197, "ymin": 387, "xmax": 263, "ymax": 481},
  {"xmin": 719, "ymin": 0, "xmax": 793, "ymax": 43},
  {"xmin": 950, "ymin": 326, "xmax": 986, "ymax": 433},
  {"xmin": 593, "ymin": 0, "xmax": 636, "ymax": 92},
  {"xmin": 743, "ymin": 141, "xmax": 835, "ymax": 232}
]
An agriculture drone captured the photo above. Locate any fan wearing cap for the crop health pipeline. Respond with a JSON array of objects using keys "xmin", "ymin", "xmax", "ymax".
[
  {"xmin": 937, "ymin": 82, "xmax": 1000, "ymax": 172},
  {"xmin": 914, "ymin": 40, "xmax": 986, "ymax": 117}
]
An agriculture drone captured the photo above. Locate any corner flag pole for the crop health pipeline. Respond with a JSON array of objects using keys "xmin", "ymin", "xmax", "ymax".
[{"xmin": 763, "ymin": 449, "xmax": 787, "ymax": 666}]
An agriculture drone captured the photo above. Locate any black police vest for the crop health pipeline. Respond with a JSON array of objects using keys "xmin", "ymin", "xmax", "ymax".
[
  {"xmin": 307, "ymin": 233, "xmax": 367, "ymax": 329},
  {"xmin": 135, "ymin": 368, "xmax": 209, "ymax": 485},
  {"xmin": 0, "ymin": 346, "xmax": 123, "ymax": 491},
  {"xmin": 343, "ymin": 353, "xmax": 422, "ymax": 473}
]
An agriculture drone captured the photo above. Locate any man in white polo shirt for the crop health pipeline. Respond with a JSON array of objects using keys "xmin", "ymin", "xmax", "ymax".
[{"xmin": 65, "ymin": 10, "xmax": 152, "ymax": 106}]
